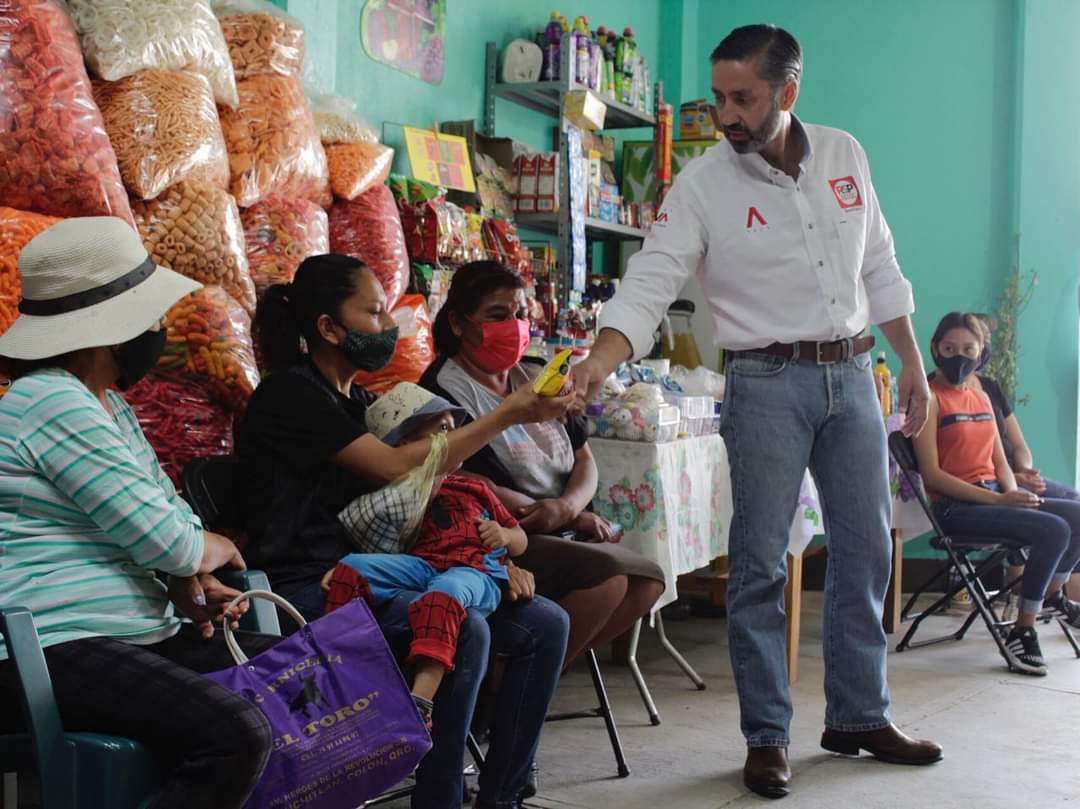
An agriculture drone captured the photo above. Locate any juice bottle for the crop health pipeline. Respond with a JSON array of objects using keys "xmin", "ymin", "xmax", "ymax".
[
  {"xmin": 874, "ymin": 352, "xmax": 893, "ymax": 415},
  {"xmin": 573, "ymin": 16, "xmax": 591, "ymax": 88},
  {"xmin": 542, "ymin": 11, "xmax": 563, "ymax": 81},
  {"xmin": 660, "ymin": 300, "xmax": 702, "ymax": 369}
]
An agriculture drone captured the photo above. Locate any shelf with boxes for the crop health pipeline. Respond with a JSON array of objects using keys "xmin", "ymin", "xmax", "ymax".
[{"xmin": 483, "ymin": 36, "xmax": 664, "ymax": 307}]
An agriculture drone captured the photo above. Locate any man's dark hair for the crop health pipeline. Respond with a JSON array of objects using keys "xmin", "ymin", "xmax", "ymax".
[{"xmin": 710, "ymin": 24, "xmax": 803, "ymax": 87}]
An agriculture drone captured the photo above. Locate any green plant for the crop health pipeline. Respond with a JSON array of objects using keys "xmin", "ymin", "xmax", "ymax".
[{"xmin": 983, "ymin": 266, "xmax": 1037, "ymax": 407}]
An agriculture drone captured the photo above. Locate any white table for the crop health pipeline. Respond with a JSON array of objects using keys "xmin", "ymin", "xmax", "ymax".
[{"xmin": 589, "ymin": 434, "xmax": 823, "ymax": 722}]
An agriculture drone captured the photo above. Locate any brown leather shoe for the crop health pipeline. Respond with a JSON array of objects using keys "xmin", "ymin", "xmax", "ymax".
[
  {"xmin": 743, "ymin": 746, "xmax": 791, "ymax": 799},
  {"xmin": 821, "ymin": 724, "xmax": 943, "ymax": 765}
]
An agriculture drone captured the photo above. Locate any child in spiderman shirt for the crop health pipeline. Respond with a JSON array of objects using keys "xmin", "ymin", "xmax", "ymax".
[{"xmin": 322, "ymin": 382, "xmax": 528, "ymax": 728}]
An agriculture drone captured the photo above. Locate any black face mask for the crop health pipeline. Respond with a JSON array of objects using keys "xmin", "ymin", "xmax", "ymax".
[
  {"xmin": 335, "ymin": 321, "xmax": 399, "ymax": 373},
  {"xmin": 934, "ymin": 353, "xmax": 979, "ymax": 385},
  {"xmin": 112, "ymin": 329, "xmax": 166, "ymax": 390}
]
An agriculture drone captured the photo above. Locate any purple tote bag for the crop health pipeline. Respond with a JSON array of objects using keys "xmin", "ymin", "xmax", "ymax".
[{"xmin": 207, "ymin": 591, "xmax": 432, "ymax": 808}]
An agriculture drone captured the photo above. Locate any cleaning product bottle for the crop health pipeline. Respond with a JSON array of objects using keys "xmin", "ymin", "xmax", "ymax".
[
  {"xmin": 588, "ymin": 24, "xmax": 602, "ymax": 90},
  {"xmin": 601, "ymin": 26, "xmax": 617, "ymax": 97},
  {"xmin": 573, "ymin": 16, "xmax": 591, "ymax": 88},
  {"xmin": 542, "ymin": 11, "xmax": 563, "ymax": 81},
  {"xmin": 620, "ymin": 27, "xmax": 637, "ymax": 106},
  {"xmin": 874, "ymin": 352, "xmax": 893, "ymax": 415}
]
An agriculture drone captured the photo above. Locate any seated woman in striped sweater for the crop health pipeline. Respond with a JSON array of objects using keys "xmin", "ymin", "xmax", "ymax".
[
  {"xmin": 0, "ymin": 218, "xmax": 280, "ymax": 809},
  {"xmin": 912, "ymin": 311, "xmax": 1080, "ymax": 676}
]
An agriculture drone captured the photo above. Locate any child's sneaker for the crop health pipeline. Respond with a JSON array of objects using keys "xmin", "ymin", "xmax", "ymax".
[
  {"xmin": 413, "ymin": 695, "xmax": 434, "ymax": 732},
  {"xmin": 1003, "ymin": 625, "xmax": 1048, "ymax": 676},
  {"xmin": 1044, "ymin": 589, "xmax": 1080, "ymax": 628}
]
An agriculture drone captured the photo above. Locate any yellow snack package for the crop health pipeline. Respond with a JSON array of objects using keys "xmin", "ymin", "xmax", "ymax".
[{"xmin": 532, "ymin": 348, "xmax": 574, "ymax": 396}]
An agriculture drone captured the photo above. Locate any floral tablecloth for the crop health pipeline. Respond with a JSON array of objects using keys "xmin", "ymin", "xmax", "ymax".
[{"xmin": 589, "ymin": 434, "xmax": 823, "ymax": 611}]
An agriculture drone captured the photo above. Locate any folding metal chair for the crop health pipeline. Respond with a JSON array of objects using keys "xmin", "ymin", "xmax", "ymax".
[
  {"xmin": 545, "ymin": 649, "xmax": 631, "ymax": 778},
  {"xmin": 887, "ymin": 431, "xmax": 1080, "ymax": 666}
]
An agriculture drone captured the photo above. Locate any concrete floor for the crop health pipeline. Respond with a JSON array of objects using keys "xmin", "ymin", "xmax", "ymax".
[{"xmin": 472, "ymin": 593, "xmax": 1080, "ymax": 809}]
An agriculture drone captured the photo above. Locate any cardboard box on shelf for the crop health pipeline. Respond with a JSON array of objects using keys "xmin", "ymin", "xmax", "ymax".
[
  {"xmin": 536, "ymin": 153, "xmax": 559, "ymax": 213},
  {"xmin": 564, "ymin": 90, "xmax": 607, "ymax": 131},
  {"xmin": 515, "ymin": 154, "xmax": 540, "ymax": 214}
]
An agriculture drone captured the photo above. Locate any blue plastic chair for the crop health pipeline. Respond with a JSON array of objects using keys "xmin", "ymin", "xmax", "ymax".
[{"xmin": 0, "ymin": 569, "xmax": 275, "ymax": 809}]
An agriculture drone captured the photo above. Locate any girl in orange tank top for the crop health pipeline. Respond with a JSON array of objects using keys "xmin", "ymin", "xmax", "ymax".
[{"xmin": 912, "ymin": 312, "xmax": 1080, "ymax": 676}]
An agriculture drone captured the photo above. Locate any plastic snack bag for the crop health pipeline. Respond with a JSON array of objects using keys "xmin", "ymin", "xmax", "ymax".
[
  {"xmin": 325, "ymin": 142, "xmax": 394, "ymax": 201},
  {"xmin": 310, "ymin": 92, "xmax": 380, "ymax": 145},
  {"xmin": 66, "ymin": 0, "xmax": 239, "ymax": 108},
  {"xmin": 0, "ymin": 0, "xmax": 133, "ymax": 223},
  {"xmin": 352, "ymin": 295, "xmax": 434, "ymax": 395},
  {"xmin": 158, "ymin": 286, "xmax": 261, "ymax": 412},
  {"xmin": 123, "ymin": 371, "xmax": 235, "ymax": 494},
  {"xmin": 131, "ymin": 183, "xmax": 257, "ymax": 314},
  {"xmin": 94, "ymin": 69, "xmax": 230, "ymax": 200},
  {"xmin": 337, "ymin": 432, "xmax": 447, "ymax": 555},
  {"xmin": 329, "ymin": 185, "xmax": 409, "ymax": 309},
  {"xmin": 218, "ymin": 74, "xmax": 331, "ymax": 208},
  {"xmin": 240, "ymin": 197, "xmax": 329, "ymax": 297},
  {"xmin": 0, "ymin": 207, "xmax": 60, "ymax": 336},
  {"xmin": 213, "ymin": 0, "xmax": 305, "ymax": 81}
]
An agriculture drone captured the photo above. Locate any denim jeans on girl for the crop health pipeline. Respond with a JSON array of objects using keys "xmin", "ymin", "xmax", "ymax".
[
  {"xmin": 722, "ymin": 349, "xmax": 892, "ymax": 748},
  {"xmin": 932, "ymin": 483, "xmax": 1080, "ymax": 614}
]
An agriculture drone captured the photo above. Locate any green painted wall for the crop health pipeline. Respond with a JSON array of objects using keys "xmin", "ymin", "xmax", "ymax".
[
  {"xmin": 1013, "ymin": 0, "xmax": 1080, "ymax": 487},
  {"xmin": 283, "ymin": 0, "xmax": 663, "ymax": 173}
]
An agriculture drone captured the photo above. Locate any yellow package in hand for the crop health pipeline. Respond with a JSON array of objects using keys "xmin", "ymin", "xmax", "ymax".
[{"xmin": 533, "ymin": 349, "xmax": 574, "ymax": 396}]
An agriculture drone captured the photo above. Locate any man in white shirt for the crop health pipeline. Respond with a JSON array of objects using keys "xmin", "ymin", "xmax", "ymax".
[{"xmin": 573, "ymin": 25, "xmax": 942, "ymax": 798}]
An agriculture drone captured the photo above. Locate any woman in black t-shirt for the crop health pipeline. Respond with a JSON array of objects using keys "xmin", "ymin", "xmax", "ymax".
[{"xmin": 238, "ymin": 254, "xmax": 573, "ymax": 809}]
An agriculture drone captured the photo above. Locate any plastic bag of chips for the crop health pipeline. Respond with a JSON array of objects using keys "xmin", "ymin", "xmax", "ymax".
[
  {"xmin": 329, "ymin": 185, "xmax": 409, "ymax": 309},
  {"xmin": 214, "ymin": 0, "xmax": 305, "ymax": 81},
  {"xmin": 0, "ymin": 207, "xmax": 60, "ymax": 335},
  {"xmin": 158, "ymin": 285, "xmax": 261, "ymax": 412},
  {"xmin": 0, "ymin": 0, "xmax": 133, "ymax": 223},
  {"xmin": 240, "ymin": 197, "xmax": 329, "ymax": 297},
  {"xmin": 218, "ymin": 74, "xmax": 331, "ymax": 207},
  {"xmin": 94, "ymin": 69, "xmax": 230, "ymax": 200},
  {"xmin": 66, "ymin": 0, "xmax": 239, "ymax": 107},
  {"xmin": 131, "ymin": 183, "xmax": 257, "ymax": 314}
]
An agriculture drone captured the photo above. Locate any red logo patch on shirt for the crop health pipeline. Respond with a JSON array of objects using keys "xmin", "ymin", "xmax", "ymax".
[
  {"xmin": 829, "ymin": 177, "xmax": 863, "ymax": 209},
  {"xmin": 745, "ymin": 206, "xmax": 767, "ymax": 229},
  {"xmin": 654, "ymin": 211, "xmax": 670, "ymax": 226}
]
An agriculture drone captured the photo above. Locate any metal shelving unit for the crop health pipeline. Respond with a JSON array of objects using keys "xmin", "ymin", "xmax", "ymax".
[{"xmin": 483, "ymin": 41, "xmax": 659, "ymax": 305}]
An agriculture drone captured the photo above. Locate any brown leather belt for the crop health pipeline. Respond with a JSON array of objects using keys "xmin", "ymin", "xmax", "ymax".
[{"xmin": 735, "ymin": 335, "xmax": 875, "ymax": 365}]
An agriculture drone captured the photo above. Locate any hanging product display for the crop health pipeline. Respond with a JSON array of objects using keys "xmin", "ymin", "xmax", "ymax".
[
  {"xmin": 0, "ymin": 0, "xmax": 133, "ymax": 224},
  {"xmin": 93, "ymin": 69, "xmax": 230, "ymax": 200},
  {"xmin": 66, "ymin": 0, "xmax": 239, "ymax": 108}
]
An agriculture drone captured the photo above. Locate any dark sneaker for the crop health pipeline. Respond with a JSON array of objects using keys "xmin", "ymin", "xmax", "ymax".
[
  {"xmin": 413, "ymin": 695, "xmax": 434, "ymax": 732},
  {"xmin": 1003, "ymin": 626, "xmax": 1048, "ymax": 675},
  {"xmin": 1044, "ymin": 589, "xmax": 1080, "ymax": 629}
]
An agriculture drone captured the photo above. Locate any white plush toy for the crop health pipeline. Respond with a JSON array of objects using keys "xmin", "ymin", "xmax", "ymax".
[{"xmin": 501, "ymin": 40, "xmax": 543, "ymax": 83}]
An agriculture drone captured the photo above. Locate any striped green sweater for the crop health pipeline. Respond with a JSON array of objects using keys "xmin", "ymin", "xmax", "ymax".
[{"xmin": 0, "ymin": 369, "xmax": 204, "ymax": 660}]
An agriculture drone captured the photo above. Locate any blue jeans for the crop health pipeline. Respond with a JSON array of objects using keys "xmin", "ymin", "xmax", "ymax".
[
  {"xmin": 338, "ymin": 552, "xmax": 504, "ymax": 616},
  {"xmin": 722, "ymin": 350, "xmax": 892, "ymax": 747},
  {"xmin": 932, "ymin": 483, "xmax": 1080, "ymax": 614},
  {"xmin": 289, "ymin": 581, "xmax": 569, "ymax": 809}
]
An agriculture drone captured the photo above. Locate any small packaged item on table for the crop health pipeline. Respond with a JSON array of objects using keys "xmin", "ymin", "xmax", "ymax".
[
  {"xmin": 585, "ymin": 400, "xmax": 679, "ymax": 443},
  {"xmin": 663, "ymin": 392, "xmax": 714, "ymax": 437}
]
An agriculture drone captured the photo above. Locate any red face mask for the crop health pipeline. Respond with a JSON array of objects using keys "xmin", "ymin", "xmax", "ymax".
[{"xmin": 467, "ymin": 317, "xmax": 531, "ymax": 373}]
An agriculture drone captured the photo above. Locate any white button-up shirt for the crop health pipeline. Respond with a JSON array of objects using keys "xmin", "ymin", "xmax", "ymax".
[{"xmin": 599, "ymin": 116, "xmax": 914, "ymax": 357}]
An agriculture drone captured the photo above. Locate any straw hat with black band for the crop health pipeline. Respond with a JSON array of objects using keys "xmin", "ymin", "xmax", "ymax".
[{"xmin": 0, "ymin": 217, "xmax": 200, "ymax": 361}]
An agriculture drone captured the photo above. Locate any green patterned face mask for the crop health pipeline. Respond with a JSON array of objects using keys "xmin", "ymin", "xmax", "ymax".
[{"xmin": 338, "ymin": 324, "xmax": 399, "ymax": 372}]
